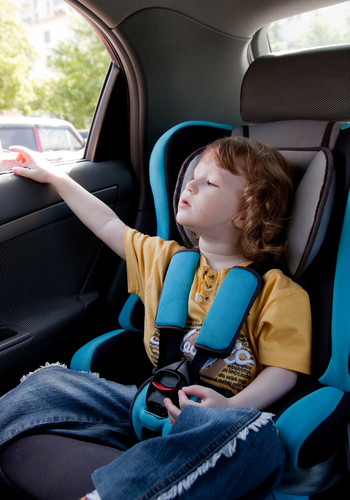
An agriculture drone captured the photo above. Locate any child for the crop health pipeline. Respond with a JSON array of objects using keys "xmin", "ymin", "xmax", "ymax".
[{"xmin": 2, "ymin": 136, "xmax": 311, "ymax": 500}]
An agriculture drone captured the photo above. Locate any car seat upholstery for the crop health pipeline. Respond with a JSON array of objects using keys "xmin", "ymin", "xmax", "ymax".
[{"xmin": 1, "ymin": 45, "xmax": 350, "ymax": 499}]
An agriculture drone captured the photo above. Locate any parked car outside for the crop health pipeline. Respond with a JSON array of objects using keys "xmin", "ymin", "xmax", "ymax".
[
  {"xmin": 78, "ymin": 128, "xmax": 89, "ymax": 140},
  {"xmin": 0, "ymin": 117, "xmax": 85, "ymax": 171}
]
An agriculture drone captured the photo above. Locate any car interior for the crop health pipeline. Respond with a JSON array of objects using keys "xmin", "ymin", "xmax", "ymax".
[{"xmin": 0, "ymin": 0, "xmax": 350, "ymax": 499}]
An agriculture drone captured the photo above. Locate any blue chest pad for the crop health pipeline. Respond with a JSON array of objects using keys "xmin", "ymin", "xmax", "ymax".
[
  {"xmin": 195, "ymin": 266, "xmax": 263, "ymax": 358},
  {"xmin": 156, "ymin": 250, "xmax": 263, "ymax": 359}
]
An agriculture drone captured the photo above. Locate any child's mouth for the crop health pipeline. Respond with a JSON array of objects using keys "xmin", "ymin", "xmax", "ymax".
[{"xmin": 179, "ymin": 197, "xmax": 191, "ymax": 208}]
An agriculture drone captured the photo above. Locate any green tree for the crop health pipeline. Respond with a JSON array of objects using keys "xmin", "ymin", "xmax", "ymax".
[
  {"xmin": 0, "ymin": 0, "xmax": 36, "ymax": 113},
  {"xmin": 33, "ymin": 13, "xmax": 111, "ymax": 129},
  {"xmin": 303, "ymin": 10, "xmax": 349, "ymax": 48},
  {"xmin": 269, "ymin": 4, "xmax": 350, "ymax": 53}
]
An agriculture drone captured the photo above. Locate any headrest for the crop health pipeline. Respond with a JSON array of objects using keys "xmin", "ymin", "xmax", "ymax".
[
  {"xmin": 241, "ymin": 46, "xmax": 350, "ymax": 124},
  {"xmin": 174, "ymin": 122, "xmax": 338, "ymax": 279},
  {"xmin": 232, "ymin": 121, "xmax": 342, "ymax": 152},
  {"xmin": 232, "ymin": 121, "xmax": 338, "ymax": 278},
  {"xmin": 286, "ymin": 148, "xmax": 335, "ymax": 278}
]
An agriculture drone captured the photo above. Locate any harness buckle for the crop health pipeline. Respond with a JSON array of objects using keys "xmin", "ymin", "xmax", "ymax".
[{"xmin": 146, "ymin": 359, "xmax": 191, "ymax": 417}]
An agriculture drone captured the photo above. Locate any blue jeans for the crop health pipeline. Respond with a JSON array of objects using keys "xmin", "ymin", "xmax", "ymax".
[{"xmin": 0, "ymin": 365, "xmax": 285, "ymax": 500}]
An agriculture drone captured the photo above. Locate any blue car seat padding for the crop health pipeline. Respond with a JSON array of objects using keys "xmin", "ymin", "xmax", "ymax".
[
  {"xmin": 271, "ymin": 494, "xmax": 308, "ymax": 500},
  {"xmin": 319, "ymin": 188, "xmax": 350, "ymax": 392},
  {"xmin": 155, "ymin": 249, "xmax": 262, "ymax": 355},
  {"xmin": 131, "ymin": 382, "xmax": 173, "ymax": 440},
  {"xmin": 155, "ymin": 250, "xmax": 200, "ymax": 328},
  {"xmin": 118, "ymin": 294, "xmax": 142, "ymax": 332},
  {"xmin": 268, "ymin": 185, "xmax": 350, "ymax": 489},
  {"xmin": 189, "ymin": 266, "xmax": 262, "ymax": 356},
  {"xmin": 276, "ymin": 386, "xmax": 344, "ymax": 470},
  {"xmin": 70, "ymin": 329, "xmax": 124, "ymax": 372}
]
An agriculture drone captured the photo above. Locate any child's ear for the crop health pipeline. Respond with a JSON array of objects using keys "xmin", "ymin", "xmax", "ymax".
[
  {"xmin": 232, "ymin": 214, "xmax": 245, "ymax": 229},
  {"xmin": 233, "ymin": 220, "xmax": 245, "ymax": 230}
]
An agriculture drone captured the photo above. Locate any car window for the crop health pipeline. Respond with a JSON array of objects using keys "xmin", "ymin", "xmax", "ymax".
[
  {"xmin": 0, "ymin": 127, "xmax": 37, "ymax": 151},
  {"xmin": 268, "ymin": 1, "xmax": 350, "ymax": 52},
  {"xmin": 0, "ymin": 3, "xmax": 110, "ymax": 167},
  {"xmin": 37, "ymin": 126, "xmax": 85, "ymax": 152}
]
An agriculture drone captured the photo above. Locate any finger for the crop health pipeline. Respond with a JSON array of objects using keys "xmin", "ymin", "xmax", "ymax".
[
  {"xmin": 182, "ymin": 385, "xmax": 209, "ymax": 399},
  {"xmin": 12, "ymin": 152, "xmax": 25, "ymax": 164},
  {"xmin": 10, "ymin": 145, "xmax": 32, "ymax": 154},
  {"xmin": 10, "ymin": 145, "xmax": 37, "ymax": 164},
  {"xmin": 164, "ymin": 398, "xmax": 181, "ymax": 424},
  {"xmin": 178, "ymin": 389, "xmax": 200, "ymax": 409},
  {"xmin": 12, "ymin": 165, "xmax": 33, "ymax": 178}
]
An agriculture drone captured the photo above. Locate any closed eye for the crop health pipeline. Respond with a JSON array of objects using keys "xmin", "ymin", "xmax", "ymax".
[{"xmin": 207, "ymin": 180, "xmax": 219, "ymax": 187}]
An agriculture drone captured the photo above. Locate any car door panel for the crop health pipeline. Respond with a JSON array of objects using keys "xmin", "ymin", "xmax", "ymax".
[{"xmin": 0, "ymin": 159, "xmax": 134, "ymax": 390}]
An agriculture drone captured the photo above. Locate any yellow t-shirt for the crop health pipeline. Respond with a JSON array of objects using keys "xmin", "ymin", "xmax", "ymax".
[{"xmin": 125, "ymin": 227, "xmax": 312, "ymax": 395}]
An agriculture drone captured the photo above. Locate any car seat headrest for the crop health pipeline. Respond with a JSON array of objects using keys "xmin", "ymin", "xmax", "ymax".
[
  {"xmin": 231, "ymin": 122, "xmax": 339, "ymax": 278},
  {"xmin": 241, "ymin": 46, "xmax": 350, "ymax": 123},
  {"xmin": 286, "ymin": 148, "xmax": 335, "ymax": 278},
  {"xmin": 232, "ymin": 121, "xmax": 342, "ymax": 151},
  {"xmin": 174, "ymin": 122, "xmax": 338, "ymax": 279}
]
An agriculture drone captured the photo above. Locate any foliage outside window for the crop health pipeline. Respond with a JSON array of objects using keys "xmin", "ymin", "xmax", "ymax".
[
  {"xmin": 269, "ymin": 1, "xmax": 350, "ymax": 53},
  {"xmin": 0, "ymin": 0, "xmax": 37, "ymax": 113},
  {"xmin": 31, "ymin": 14, "xmax": 111, "ymax": 129},
  {"xmin": 0, "ymin": 1, "xmax": 110, "ymax": 130}
]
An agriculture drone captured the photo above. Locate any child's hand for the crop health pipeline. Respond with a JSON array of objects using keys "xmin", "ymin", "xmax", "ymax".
[
  {"xmin": 164, "ymin": 385, "xmax": 230, "ymax": 425},
  {"xmin": 10, "ymin": 146, "xmax": 63, "ymax": 184}
]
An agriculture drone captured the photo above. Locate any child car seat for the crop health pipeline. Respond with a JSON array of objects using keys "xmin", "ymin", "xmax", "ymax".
[
  {"xmin": 73, "ymin": 48, "xmax": 350, "ymax": 495},
  {"xmin": 1, "ymin": 45, "xmax": 350, "ymax": 500}
]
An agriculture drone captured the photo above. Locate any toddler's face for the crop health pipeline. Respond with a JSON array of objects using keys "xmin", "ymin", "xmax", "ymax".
[{"xmin": 177, "ymin": 154, "xmax": 247, "ymax": 240}]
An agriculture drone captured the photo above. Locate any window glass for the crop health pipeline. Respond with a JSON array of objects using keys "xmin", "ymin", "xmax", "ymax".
[
  {"xmin": 0, "ymin": 2, "xmax": 110, "ymax": 167},
  {"xmin": 0, "ymin": 127, "xmax": 37, "ymax": 151},
  {"xmin": 37, "ymin": 126, "xmax": 84, "ymax": 151},
  {"xmin": 268, "ymin": 1, "xmax": 350, "ymax": 53}
]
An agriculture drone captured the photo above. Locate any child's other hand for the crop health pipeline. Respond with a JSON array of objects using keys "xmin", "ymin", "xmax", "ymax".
[
  {"xmin": 10, "ymin": 146, "xmax": 62, "ymax": 184},
  {"xmin": 164, "ymin": 385, "xmax": 230, "ymax": 425}
]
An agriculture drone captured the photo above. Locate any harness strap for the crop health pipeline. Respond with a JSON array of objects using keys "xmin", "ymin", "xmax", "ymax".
[
  {"xmin": 155, "ymin": 250, "xmax": 200, "ymax": 368},
  {"xmin": 156, "ymin": 250, "xmax": 200, "ymax": 328},
  {"xmin": 155, "ymin": 250, "xmax": 265, "ymax": 377}
]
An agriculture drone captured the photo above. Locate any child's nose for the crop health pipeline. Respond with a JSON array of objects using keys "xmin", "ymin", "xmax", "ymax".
[{"xmin": 186, "ymin": 178, "xmax": 197, "ymax": 193}]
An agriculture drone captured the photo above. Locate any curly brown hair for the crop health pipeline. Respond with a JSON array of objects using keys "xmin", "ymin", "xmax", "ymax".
[{"xmin": 202, "ymin": 136, "xmax": 294, "ymax": 263}]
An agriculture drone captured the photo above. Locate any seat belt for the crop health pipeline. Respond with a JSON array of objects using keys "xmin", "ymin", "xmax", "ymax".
[{"xmin": 131, "ymin": 249, "xmax": 266, "ymax": 440}]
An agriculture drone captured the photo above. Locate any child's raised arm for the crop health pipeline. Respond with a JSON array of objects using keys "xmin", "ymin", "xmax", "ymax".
[{"xmin": 10, "ymin": 146, "xmax": 127, "ymax": 261}]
